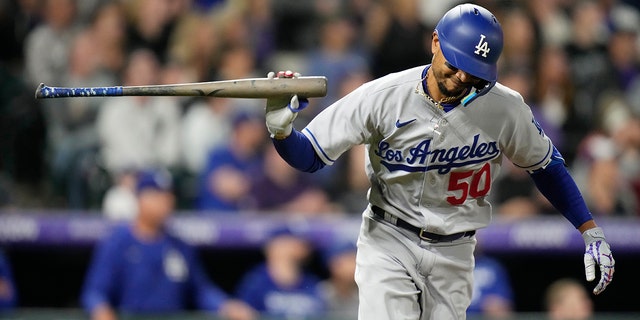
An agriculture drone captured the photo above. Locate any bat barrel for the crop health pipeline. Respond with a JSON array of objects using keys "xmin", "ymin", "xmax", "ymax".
[{"xmin": 122, "ymin": 76, "xmax": 328, "ymax": 98}]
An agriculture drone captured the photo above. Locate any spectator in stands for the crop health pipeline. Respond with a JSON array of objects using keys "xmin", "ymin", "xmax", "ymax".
[
  {"xmin": 532, "ymin": 46, "xmax": 573, "ymax": 155},
  {"xmin": 23, "ymin": 0, "xmax": 78, "ymax": 87},
  {"xmin": 168, "ymin": 13, "xmax": 220, "ymax": 82},
  {"xmin": 563, "ymin": 0, "xmax": 615, "ymax": 159},
  {"xmin": 214, "ymin": 45, "xmax": 263, "ymax": 112},
  {"xmin": 238, "ymin": 0, "xmax": 276, "ymax": 70},
  {"xmin": 97, "ymin": 49, "xmax": 181, "ymax": 178},
  {"xmin": 493, "ymin": 65, "xmax": 560, "ymax": 218},
  {"xmin": 467, "ymin": 242, "xmax": 514, "ymax": 319},
  {"xmin": 196, "ymin": 111, "xmax": 265, "ymax": 212},
  {"xmin": 88, "ymin": 2, "xmax": 127, "ymax": 76},
  {"xmin": 572, "ymin": 95, "xmax": 640, "ymax": 216},
  {"xmin": 0, "ymin": 250, "xmax": 16, "ymax": 312},
  {"xmin": 606, "ymin": 5, "xmax": 640, "ymax": 95},
  {"xmin": 181, "ymin": 97, "xmax": 232, "ymax": 175},
  {"xmin": 81, "ymin": 168, "xmax": 256, "ymax": 320},
  {"xmin": 101, "ymin": 170, "xmax": 138, "ymax": 221},
  {"xmin": 49, "ymin": 29, "xmax": 116, "ymax": 209},
  {"xmin": 364, "ymin": 0, "xmax": 430, "ymax": 79},
  {"xmin": 499, "ymin": 6, "xmax": 539, "ymax": 72},
  {"xmin": 23, "ymin": 0, "xmax": 79, "ymax": 206},
  {"xmin": 545, "ymin": 278, "xmax": 593, "ymax": 320},
  {"xmin": 250, "ymin": 144, "xmax": 335, "ymax": 215},
  {"xmin": 235, "ymin": 226, "xmax": 326, "ymax": 319},
  {"xmin": 42, "ymin": 2, "xmax": 125, "ymax": 209},
  {"xmin": 179, "ymin": 96, "xmax": 232, "ymax": 208},
  {"xmin": 319, "ymin": 240, "xmax": 358, "ymax": 320},
  {"xmin": 492, "ymin": 160, "xmax": 540, "ymax": 220},
  {"xmin": 305, "ymin": 14, "xmax": 368, "ymax": 112},
  {"xmin": 123, "ymin": 0, "xmax": 177, "ymax": 62},
  {"xmin": 527, "ymin": 0, "xmax": 572, "ymax": 47}
]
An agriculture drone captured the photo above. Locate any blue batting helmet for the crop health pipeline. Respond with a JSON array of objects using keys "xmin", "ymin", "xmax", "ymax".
[{"xmin": 435, "ymin": 4, "xmax": 503, "ymax": 83}]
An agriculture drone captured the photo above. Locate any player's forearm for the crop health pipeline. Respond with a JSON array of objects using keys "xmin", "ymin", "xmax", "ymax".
[
  {"xmin": 271, "ymin": 129, "xmax": 326, "ymax": 173},
  {"xmin": 577, "ymin": 219, "xmax": 598, "ymax": 234},
  {"xmin": 529, "ymin": 162, "xmax": 594, "ymax": 229}
]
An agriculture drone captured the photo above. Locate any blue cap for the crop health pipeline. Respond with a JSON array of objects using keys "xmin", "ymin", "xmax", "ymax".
[
  {"xmin": 322, "ymin": 240, "xmax": 357, "ymax": 265},
  {"xmin": 136, "ymin": 169, "xmax": 173, "ymax": 194},
  {"xmin": 231, "ymin": 111, "xmax": 263, "ymax": 128},
  {"xmin": 265, "ymin": 224, "xmax": 309, "ymax": 243}
]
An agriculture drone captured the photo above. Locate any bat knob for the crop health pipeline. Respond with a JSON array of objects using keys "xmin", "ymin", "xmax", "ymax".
[{"xmin": 35, "ymin": 83, "xmax": 46, "ymax": 99}]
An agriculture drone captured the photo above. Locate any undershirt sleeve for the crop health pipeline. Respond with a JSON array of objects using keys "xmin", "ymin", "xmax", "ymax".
[
  {"xmin": 529, "ymin": 158, "xmax": 593, "ymax": 228},
  {"xmin": 272, "ymin": 129, "xmax": 326, "ymax": 173}
]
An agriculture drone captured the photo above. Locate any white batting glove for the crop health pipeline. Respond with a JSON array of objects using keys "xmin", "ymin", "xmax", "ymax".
[
  {"xmin": 582, "ymin": 227, "xmax": 615, "ymax": 295},
  {"xmin": 265, "ymin": 71, "xmax": 308, "ymax": 139}
]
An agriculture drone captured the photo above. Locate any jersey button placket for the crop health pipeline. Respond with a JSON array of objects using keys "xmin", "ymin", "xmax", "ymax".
[{"xmin": 438, "ymin": 119, "xmax": 447, "ymax": 141}]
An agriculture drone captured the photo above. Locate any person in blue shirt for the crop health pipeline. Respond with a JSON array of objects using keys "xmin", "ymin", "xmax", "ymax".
[
  {"xmin": 196, "ymin": 111, "xmax": 265, "ymax": 212},
  {"xmin": 0, "ymin": 250, "xmax": 17, "ymax": 312},
  {"xmin": 81, "ymin": 169, "xmax": 256, "ymax": 320},
  {"xmin": 467, "ymin": 254, "xmax": 514, "ymax": 318},
  {"xmin": 235, "ymin": 226, "xmax": 326, "ymax": 318}
]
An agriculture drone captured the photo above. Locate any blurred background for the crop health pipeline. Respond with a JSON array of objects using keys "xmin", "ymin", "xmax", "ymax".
[{"xmin": 0, "ymin": 0, "xmax": 639, "ymax": 319}]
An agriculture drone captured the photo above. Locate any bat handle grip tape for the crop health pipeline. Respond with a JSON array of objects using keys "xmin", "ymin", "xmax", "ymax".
[{"xmin": 38, "ymin": 85, "xmax": 123, "ymax": 98}]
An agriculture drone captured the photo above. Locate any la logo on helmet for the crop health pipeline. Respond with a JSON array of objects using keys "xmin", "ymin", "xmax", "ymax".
[{"xmin": 474, "ymin": 34, "xmax": 490, "ymax": 58}]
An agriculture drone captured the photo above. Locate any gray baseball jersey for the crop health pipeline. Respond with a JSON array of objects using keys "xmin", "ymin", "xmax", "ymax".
[{"xmin": 303, "ymin": 65, "xmax": 552, "ymax": 234}]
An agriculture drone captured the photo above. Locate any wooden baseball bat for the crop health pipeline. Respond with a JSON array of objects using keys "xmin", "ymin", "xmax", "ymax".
[{"xmin": 35, "ymin": 76, "xmax": 328, "ymax": 99}]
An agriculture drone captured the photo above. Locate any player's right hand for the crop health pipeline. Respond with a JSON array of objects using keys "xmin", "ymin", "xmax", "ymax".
[
  {"xmin": 582, "ymin": 227, "xmax": 615, "ymax": 295},
  {"xmin": 265, "ymin": 71, "xmax": 309, "ymax": 139}
]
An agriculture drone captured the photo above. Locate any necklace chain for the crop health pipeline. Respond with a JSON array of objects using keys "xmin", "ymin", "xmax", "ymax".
[
  {"xmin": 415, "ymin": 75, "xmax": 443, "ymax": 110},
  {"xmin": 416, "ymin": 71, "xmax": 467, "ymax": 110}
]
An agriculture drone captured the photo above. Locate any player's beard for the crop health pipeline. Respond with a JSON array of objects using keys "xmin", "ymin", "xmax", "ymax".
[{"xmin": 436, "ymin": 77, "xmax": 469, "ymax": 100}]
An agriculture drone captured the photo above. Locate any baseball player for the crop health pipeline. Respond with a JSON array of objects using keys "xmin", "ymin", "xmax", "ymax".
[{"xmin": 265, "ymin": 3, "xmax": 615, "ymax": 319}]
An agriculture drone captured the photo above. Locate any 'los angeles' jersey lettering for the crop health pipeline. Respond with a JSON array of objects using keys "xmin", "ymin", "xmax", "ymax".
[{"xmin": 375, "ymin": 134, "xmax": 500, "ymax": 174}]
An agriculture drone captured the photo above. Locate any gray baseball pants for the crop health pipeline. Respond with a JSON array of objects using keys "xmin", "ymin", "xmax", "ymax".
[{"xmin": 355, "ymin": 210, "xmax": 477, "ymax": 320}]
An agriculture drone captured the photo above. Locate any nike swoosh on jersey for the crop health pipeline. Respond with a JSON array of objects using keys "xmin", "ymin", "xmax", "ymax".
[{"xmin": 395, "ymin": 119, "xmax": 416, "ymax": 128}]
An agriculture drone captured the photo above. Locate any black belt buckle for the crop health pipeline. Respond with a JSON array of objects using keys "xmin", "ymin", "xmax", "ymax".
[
  {"xmin": 418, "ymin": 229, "xmax": 439, "ymax": 243},
  {"xmin": 418, "ymin": 229, "xmax": 437, "ymax": 242}
]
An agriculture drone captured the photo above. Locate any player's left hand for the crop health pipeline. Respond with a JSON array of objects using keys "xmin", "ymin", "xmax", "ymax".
[
  {"xmin": 582, "ymin": 227, "xmax": 615, "ymax": 295},
  {"xmin": 265, "ymin": 71, "xmax": 309, "ymax": 139}
]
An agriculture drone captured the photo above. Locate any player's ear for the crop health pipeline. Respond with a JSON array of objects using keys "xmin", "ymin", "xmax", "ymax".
[{"xmin": 431, "ymin": 31, "xmax": 439, "ymax": 55}]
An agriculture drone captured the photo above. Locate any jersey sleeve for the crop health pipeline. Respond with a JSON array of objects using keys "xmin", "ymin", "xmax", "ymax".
[
  {"xmin": 500, "ymin": 97, "xmax": 554, "ymax": 171},
  {"xmin": 302, "ymin": 83, "xmax": 377, "ymax": 165}
]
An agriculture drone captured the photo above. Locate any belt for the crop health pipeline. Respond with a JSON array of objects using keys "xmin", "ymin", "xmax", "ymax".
[{"xmin": 371, "ymin": 205, "xmax": 475, "ymax": 243}]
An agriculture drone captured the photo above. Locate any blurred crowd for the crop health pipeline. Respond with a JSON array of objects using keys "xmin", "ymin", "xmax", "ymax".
[
  {"xmin": 0, "ymin": 0, "xmax": 639, "ymax": 219},
  {"xmin": 0, "ymin": 1, "xmax": 634, "ymax": 318}
]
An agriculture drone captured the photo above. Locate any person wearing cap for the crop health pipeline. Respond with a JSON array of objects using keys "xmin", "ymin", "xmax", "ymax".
[
  {"xmin": 196, "ymin": 111, "xmax": 265, "ymax": 212},
  {"xmin": 81, "ymin": 169, "xmax": 256, "ymax": 320},
  {"xmin": 234, "ymin": 226, "xmax": 326, "ymax": 319},
  {"xmin": 318, "ymin": 240, "xmax": 359, "ymax": 320}
]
